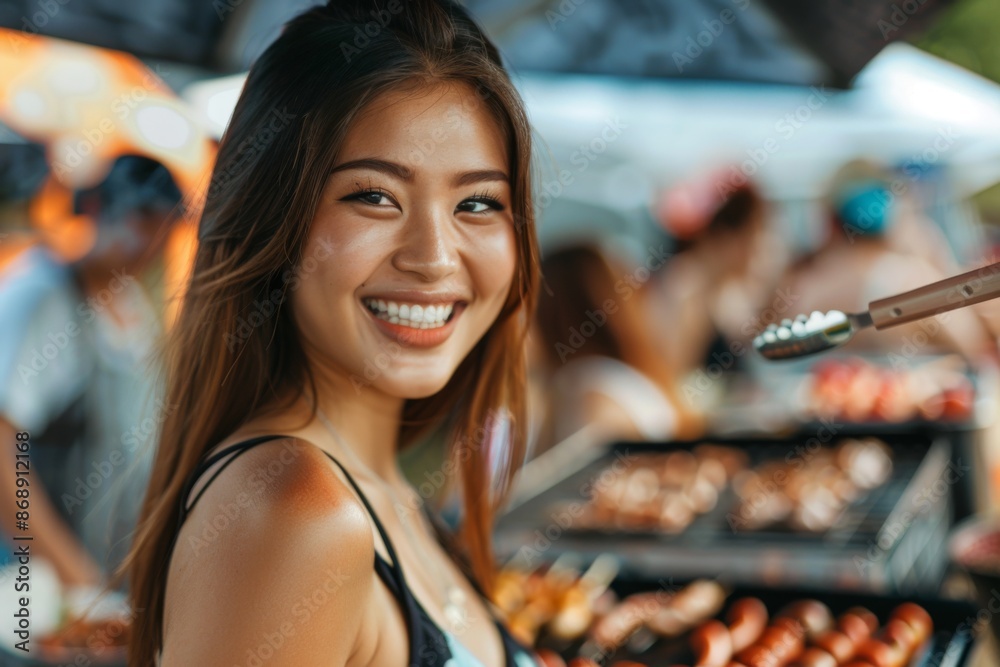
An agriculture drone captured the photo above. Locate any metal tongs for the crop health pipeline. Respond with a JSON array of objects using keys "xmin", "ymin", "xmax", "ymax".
[{"xmin": 754, "ymin": 261, "xmax": 1000, "ymax": 360}]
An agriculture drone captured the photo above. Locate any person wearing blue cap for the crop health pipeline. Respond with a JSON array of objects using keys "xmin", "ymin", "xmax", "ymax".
[{"xmin": 776, "ymin": 159, "xmax": 994, "ymax": 360}]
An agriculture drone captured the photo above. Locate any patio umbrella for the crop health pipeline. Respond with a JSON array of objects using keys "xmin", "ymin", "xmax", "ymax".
[{"xmin": 0, "ymin": 28, "xmax": 217, "ymax": 322}]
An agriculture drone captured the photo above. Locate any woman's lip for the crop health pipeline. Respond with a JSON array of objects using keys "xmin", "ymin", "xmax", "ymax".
[{"xmin": 362, "ymin": 302, "xmax": 465, "ymax": 349}]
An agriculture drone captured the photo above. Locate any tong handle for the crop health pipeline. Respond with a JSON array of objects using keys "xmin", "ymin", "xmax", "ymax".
[{"xmin": 869, "ymin": 261, "xmax": 1000, "ymax": 329}]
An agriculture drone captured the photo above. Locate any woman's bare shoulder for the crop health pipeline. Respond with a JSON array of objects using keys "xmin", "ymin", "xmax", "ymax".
[
  {"xmin": 180, "ymin": 435, "xmax": 373, "ymax": 534},
  {"xmin": 164, "ymin": 436, "xmax": 376, "ymax": 665}
]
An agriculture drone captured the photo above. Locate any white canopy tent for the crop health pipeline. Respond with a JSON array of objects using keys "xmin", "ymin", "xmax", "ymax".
[{"xmin": 181, "ymin": 43, "xmax": 1000, "ymax": 257}]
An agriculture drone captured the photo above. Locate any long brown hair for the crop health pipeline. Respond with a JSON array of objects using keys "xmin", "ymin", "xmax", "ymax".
[{"xmin": 119, "ymin": 1, "xmax": 539, "ymax": 663}]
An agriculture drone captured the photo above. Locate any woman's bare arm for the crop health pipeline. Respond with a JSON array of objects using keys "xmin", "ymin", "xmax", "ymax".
[{"xmin": 161, "ymin": 439, "xmax": 376, "ymax": 666}]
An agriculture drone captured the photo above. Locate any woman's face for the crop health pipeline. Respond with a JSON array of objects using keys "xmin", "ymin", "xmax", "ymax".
[{"xmin": 292, "ymin": 81, "xmax": 518, "ymax": 400}]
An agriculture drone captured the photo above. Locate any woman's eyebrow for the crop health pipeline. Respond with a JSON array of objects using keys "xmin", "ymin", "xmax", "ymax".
[
  {"xmin": 453, "ymin": 169, "xmax": 509, "ymax": 187},
  {"xmin": 329, "ymin": 159, "xmax": 508, "ymax": 187},
  {"xmin": 330, "ymin": 158, "xmax": 413, "ymax": 180}
]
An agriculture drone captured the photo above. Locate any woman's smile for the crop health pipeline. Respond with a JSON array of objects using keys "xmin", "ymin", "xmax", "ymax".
[
  {"xmin": 133, "ymin": 4, "xmax": 538, "ymax": 667},
  {"xmin": 360, "ymin": 294, "xmax": 469, "ymax": 347},
  {"xmin": 291, "ymin": 81, "xmax": 518, "ymax": 399}
]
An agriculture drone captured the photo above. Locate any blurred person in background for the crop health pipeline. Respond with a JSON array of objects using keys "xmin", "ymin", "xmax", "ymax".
[
  {"xmin": 0, "ymin": 142, "xmax": 49, "ymax": 269},
  {"xmin": 776, "ymin": 159, "xmax": 996, "ymax": 361},
  {"xmin": 0, "ymin": 153, "xmax": 182, "ymax": 593},
  {"xmin": 646, "ymin": 170, "xmax": 786, "ymax": 381},
  {"xmin": 532, "ymin": 243, "xmax": 704, "ymax": 448},
  {"xmin": 0, "ymin": 140, "xmax": 57, "ymax": 580}
]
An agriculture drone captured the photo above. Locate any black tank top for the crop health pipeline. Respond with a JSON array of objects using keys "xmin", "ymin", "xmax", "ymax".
[{"xmin": 168, "ymin": 434, "xmax": 535, "ymax": 667}]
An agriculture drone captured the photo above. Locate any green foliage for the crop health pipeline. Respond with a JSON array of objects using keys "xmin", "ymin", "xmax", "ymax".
[{"xmin": 914, "ymin": 0, "xmax": 1000, "ymax": 84}]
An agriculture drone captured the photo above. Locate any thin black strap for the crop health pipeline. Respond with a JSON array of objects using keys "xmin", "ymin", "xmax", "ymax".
[
  {"xmin": 423, "ymin": 504, "xmax": 532, "ymax": 664},
  {"xmin": 422, "ymin": 506, "xmax": 479, "ymax": 590},
  {"xmin": 164, "ymin": 434, "xmax": 293, "ymax": 589},
  {"xmin": 166, "ymin": 434, "xmax": 422, "ymax": 666},
  {"xmin": 319, "ymin": 451, "xmax": 423, "ymax": 667},
  {"xmin": 178, "ymin": 434, "xmax": 291, "ymax": 519},
  {"xmin": 319, "ymin": 453, "xmax": 405, "ymax": 571}
]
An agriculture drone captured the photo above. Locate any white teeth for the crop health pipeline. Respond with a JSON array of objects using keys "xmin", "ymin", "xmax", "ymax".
[{"xmin": 362, "ymin": 298, "xmax": 458, "ymax": 330}]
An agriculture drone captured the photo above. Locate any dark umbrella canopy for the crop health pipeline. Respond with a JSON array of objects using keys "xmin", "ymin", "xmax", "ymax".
[{"xmin": 0, "ymin": 0, "xmax": 959, "ymax": 86}]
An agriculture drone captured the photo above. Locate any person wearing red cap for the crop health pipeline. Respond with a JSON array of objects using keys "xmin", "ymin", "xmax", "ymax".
[{"xmin": 647, "ymin": 169, "xmax": 784, "ymax": 387}]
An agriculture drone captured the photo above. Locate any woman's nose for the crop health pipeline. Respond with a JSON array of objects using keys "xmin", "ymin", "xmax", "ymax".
[{"xmin": 391, "ymin": 206, "xmax": 461, "ymax": 281}]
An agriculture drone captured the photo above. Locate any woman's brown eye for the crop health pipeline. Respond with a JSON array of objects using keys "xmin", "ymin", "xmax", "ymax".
[
  {"xmin": 343, "ymin": 190, "xmax": 392, "ymax": 206},
  {"xmin": 458, "ymin": 197, "xmax": 503, "ymax": 213}
]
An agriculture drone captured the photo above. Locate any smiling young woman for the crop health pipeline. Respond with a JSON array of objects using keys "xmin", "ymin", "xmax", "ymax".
[{"xmin": 118, "ymin": 2, "xmax": 540, "ymax": 665}]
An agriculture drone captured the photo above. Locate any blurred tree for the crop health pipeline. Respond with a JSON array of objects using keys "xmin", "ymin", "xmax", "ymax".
[
  {"xmin": 915, "ymin": 0, "xmax": 1000, "ymax": 84},
  {"xmin": 915, "ymin": 0, "xmax": 1000, "ymax": 222}
]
